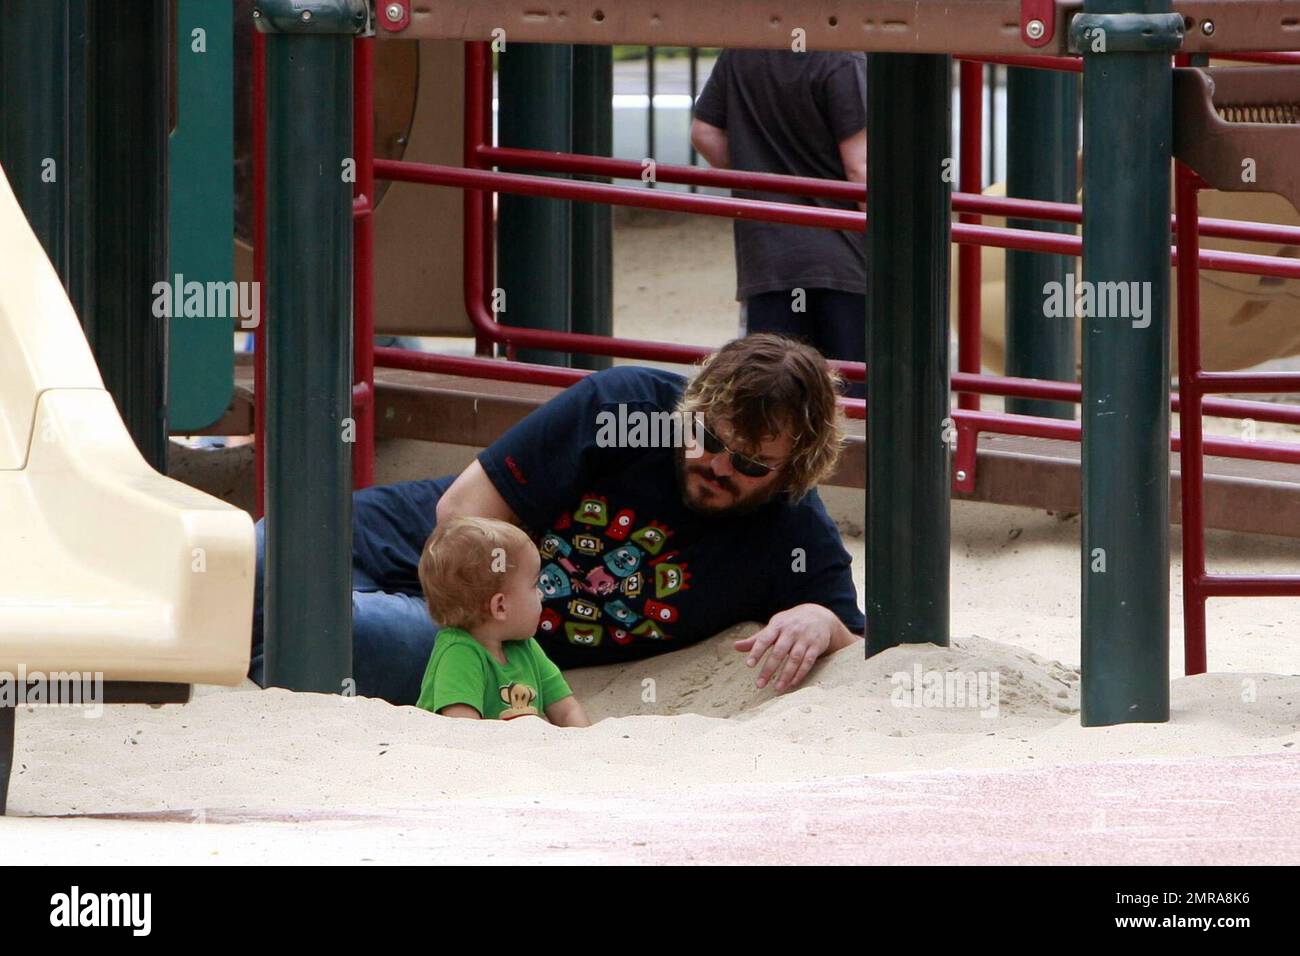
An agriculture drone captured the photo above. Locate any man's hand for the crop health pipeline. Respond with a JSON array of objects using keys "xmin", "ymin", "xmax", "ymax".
[{"xmin": 734, "ymin": 604, "xmax": 861, "ymax": 691}]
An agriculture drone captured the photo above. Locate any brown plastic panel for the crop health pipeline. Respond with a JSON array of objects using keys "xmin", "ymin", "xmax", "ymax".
[
  {"xmin": 387, "ymin": 1, "xmax": 1300, "ymax": 55},
  {"xmin": 1175, "ymin": 66, "xmax": 1300, "ymax": 214}
]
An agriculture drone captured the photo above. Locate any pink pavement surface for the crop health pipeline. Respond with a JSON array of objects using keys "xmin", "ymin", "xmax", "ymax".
[{"xmin": 52, "ymin": 751, "xmax": 1300, "ymax": 865}]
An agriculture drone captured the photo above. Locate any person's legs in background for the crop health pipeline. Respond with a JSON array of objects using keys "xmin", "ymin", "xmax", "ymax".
[
  {"xmin": 743, "ymin": 288, "xmax": 866, "ymax": 399},
  {"xmin": 807, "ymin": 288, "xmax": 866, "ymax": 399},
  {"xmin": 743, "ymin": 289, "xmax": 814, "ymax": 342}
]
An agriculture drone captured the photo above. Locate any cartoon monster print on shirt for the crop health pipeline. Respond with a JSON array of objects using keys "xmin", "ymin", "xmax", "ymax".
[{"xmin": 534, "ymin": 493, "xmax": 689, "ymax": 648}]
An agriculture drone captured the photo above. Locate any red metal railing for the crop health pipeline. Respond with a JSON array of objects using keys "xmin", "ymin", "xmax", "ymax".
[
  {"xmin": 352, "ymin": 37, "xmax": 376, "ymax": 489},
  {"xmin": 1175, "ymin": 162, "xmax": 1300, "ymax": 674},
  {"xmin": 254, "ymin": 40, "xmax": 1300, "ymax": 669},
  {"xmin": 957, "ymin": 60, "xmax": 984, "ymax": 413}
]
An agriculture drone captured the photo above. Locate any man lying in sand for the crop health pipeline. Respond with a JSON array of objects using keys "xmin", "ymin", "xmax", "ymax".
[
  {"xmin": 249, "ymin": 333, "xmax": 865, "ymax": 705},
  {"xmin": 414, "ymin": 516, "xmax": 589, "ymax": 726}
]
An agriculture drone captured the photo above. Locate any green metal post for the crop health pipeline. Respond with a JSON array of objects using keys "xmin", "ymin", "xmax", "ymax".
[
  {"xmin": 169, "ymin": 0, "xmax": 236, "ymax": 431},
  {"xmin": 570, "ymin": 44, "xmax": 613, "ymax": 372},
  {"xmin": 1005, "ymin": 67, "xmax": 1078, "ymax": 419},
  {"xmin": 865, "ymin": 54, "xmax": 951, "ymax": 654},
  {"xmin": 0, "ymin": 2, "xmax": 71, "ymax": 271},
  {"xmin": 65, "ymin": 1, "xmax": 89, "ymax": 323},
  {"xmin": 257, "ymin": 0, "xmax": 366, "ymax": 693},
  {"xmin": 1074, "ymin": 6, "xmax": 1182, "ymax": 725},
  {"xmin": 499, "ymin": 43, "xmax": 572, "ymax": 366},
  {"xmin": 81, "ymin": 0, "xmax": 172, "ymax": 471}
]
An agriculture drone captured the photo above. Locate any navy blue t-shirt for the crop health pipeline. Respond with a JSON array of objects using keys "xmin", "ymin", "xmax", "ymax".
[
  {"xmin": 474, "ymin": 366, "xmax": 863, "ymax": 669},
  {"xmin": 349, "ymin": 366, "xmax": 864, "ymax": 669}
]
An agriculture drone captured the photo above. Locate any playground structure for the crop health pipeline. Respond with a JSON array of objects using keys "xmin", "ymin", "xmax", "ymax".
[
  {"xmin": 4, "ymin": 0, "xmax": 1300, "ymax": 813},
  {"xmin": 250, "ymin": 0, "xmax": 1300, "ymax": 724}
]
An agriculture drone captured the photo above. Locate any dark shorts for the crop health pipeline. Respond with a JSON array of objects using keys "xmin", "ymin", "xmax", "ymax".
[{"xmin": 744, "ymin": 287, "xmax": 866, "ymax": 399}]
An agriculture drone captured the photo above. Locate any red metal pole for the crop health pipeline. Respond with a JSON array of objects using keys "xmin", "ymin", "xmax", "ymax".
[
  {"xmin": 1183, "ymin": 246, "xmax": 1300, "ymax": 280},
  {"xmin": 469, "ymin": 146, "xmax": 1300, "ymax": 246},
  {"xmin": 387, "ymin": 161, "xmax": 1300, "ymax": 280},
  {"xmin": 1199, "ymin": 574, "xmax": 1300, "ymax": 597},
  {"xmin": 382, "ymin": 158, "xmax": 869, "ymax": 230},
  {"xmin": 1215, "ymin": 52, "xmax": 1300, "ymax": 65},
  {"xmin": 373, "ymin": 347, "xmax": 867, "ymax": 418},
  {"xmin": 1175, "ymin": 161, "xmax": 1208, "ymax": 675},
  {"xmin": 352, "ymin": 36, "xmax": 376, "ymax": 489},
  {"xmin": 480, "ymin": 44, "xmax": 495, "ymax": 359},
  {"xmin": 1195, "ymin": 216, "xmax": 1300, "ymax": 246},
  {"xmin": 252, "ymin": 29, "xmax": 267, "ymax": 519},
  {"xmin": 957, "ymin": 60, "xmax": 984, "ymax": 413},
  {"xmin": 464, "ymin": 41, "xmax": 495, "ymax": 357},
  {"xmin": 480, "ymin": 144, "xmax": 868, "ymax": 202},
  {"xmin": 1197, "ymin": 371, "xmax": 1300, "ymax": 394},
  {"xmin": 377, "ymin": 347, "xmax": 591, "ymax": 387},
  {"xmin": 956, "ymin": 54, "xmax": 1083, "ymax": 73}
]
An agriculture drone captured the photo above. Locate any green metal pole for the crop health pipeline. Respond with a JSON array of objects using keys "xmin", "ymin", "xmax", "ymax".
[
  {"xmin": 258, "ymin": 0, "xmax": 366, "ymax": 693},
  {"xmin": 0, "ymin": 2, "xmax": 71, "ymax": 271},
  {"xmin": 169, "ymin": 0, "xmax": 237, "ymax": 431},
  {"xmin": 65, "ymin": 1, "xmax": 89, "ymax": 324},
  {"xmin": 865, "ymin": 54, "xmax": 951, "ymax": 654},
  {"xmin": 43, "ymin": 0, "xmax": 169, "ymax": 470},
  {"xmin": 1005, "ymin": 66, "xmax": 1078, "ymax": 419},
  {"xmin": 499, "ymin": 43, "xmax": 572, "ymax": 366},
  {"xmin": 0, "ymin": 1, "xmax": 89, "ymax": 321},
  {"xmin": 77, "ymin": 0, "xmax": 172, "ymax": 471},
  {"xmin": 1075, "ymin": 5, "xmax": 1182, "ymax": 725},
  {"xmin": 570, "ymin": 43, "xmax": 612, "ymax": 372}
]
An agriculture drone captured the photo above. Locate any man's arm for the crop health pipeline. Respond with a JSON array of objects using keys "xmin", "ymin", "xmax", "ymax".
[
  {"xmin": 690, "ymin": 118, "xmax": 729, "ymax": 170},
  {"xmin": 838, "ymin": 129, "xmax": 866, "ymax": 211},
  {"xmin": 435, "ymin": 459, "xmax": 519, "ymax": 526}
]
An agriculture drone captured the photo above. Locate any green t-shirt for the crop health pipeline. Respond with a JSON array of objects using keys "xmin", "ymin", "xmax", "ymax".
[{"xmin": 416, "ymin": 627, "xmax": 573, "ymax": 720}]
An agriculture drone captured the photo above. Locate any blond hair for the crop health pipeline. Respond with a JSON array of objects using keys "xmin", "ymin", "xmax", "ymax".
[
  {"xmin": 677, "ymin": 334, "xmax": 846, "ymax": 500},
  {"xmin": 419, "ymin": 516, "xmax": 535, "ymax": 629}
]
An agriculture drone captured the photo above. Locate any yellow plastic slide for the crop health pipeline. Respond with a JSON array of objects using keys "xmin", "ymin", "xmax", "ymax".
[{"xmin": 0, "ymin": 167, "xmax": 253, "ymax": 685}]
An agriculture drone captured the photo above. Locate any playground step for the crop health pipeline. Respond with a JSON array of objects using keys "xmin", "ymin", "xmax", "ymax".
[{"xmin": 214, "ymin": 360, "xmax": 1300, "ymax": 537}]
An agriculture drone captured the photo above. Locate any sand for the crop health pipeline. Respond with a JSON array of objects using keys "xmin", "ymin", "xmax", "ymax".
[
  {"xmin": 6, "ymin": 499, "xmax": 1299, "ymax": 863},
  {"xmin": 5, "ymin": 618, "xmax": 1298, "ymax": 863},
  {"xmin": 5, "ymin": 213, "xmax": 1299, "ymax": 864}
]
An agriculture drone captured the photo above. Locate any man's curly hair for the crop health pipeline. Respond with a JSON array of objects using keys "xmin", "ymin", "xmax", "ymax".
[{"xmin": 676, "ymin": 334, "xmax": 846, "ymax": 500}]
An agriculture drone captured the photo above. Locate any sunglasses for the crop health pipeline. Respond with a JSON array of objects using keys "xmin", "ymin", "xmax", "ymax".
[{"xmin": 698, "ymin": 422, "xmax": 780, "ymax": 479}]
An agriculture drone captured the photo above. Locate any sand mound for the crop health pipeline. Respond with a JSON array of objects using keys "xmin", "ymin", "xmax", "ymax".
[
  {"xmin": 7, "ymin": 628, "xmax": 1298, "ymax": 819},
  {"xmin": 568, "ymin": 622, "xmax": 1080, "ymax": 727}
]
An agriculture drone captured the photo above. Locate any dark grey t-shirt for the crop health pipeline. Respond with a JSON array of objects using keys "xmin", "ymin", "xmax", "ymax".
[{"xmin": 693, "ymin": 50, "xmax": 867, "ymax": 301}]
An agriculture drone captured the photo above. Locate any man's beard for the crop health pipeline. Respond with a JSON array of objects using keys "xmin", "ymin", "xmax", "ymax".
[{"xmin": 674, "ymin": 445, "xmax": 783, "ymax": 517}]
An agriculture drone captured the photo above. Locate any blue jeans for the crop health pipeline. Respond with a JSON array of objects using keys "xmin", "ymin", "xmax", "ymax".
[{"xmin": 248, "ymin": 517, "xmax": 440, "ymax": 706}]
